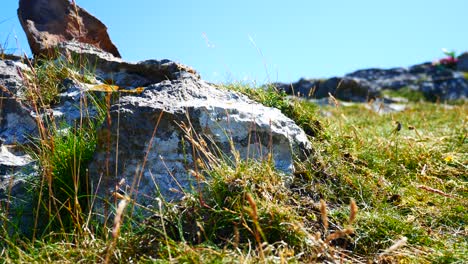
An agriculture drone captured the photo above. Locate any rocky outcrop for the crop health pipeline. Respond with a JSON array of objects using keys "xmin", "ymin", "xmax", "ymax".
[
  {"xmin": 276, "ymin": 62, "xmax": 468, "ymax": 102},
  {"xmin": 4, "ymin": 0, "xmax": 317, "ymax": 236},
  {"xmin": 18, "ymin": 0, "xmax": 120, "ymax": 58},
  {"xmin": 69, "ymin": 43, "xmax": 313, "ymax": 209},
  {"xmin": 1, "ymin": 42, "xmax": 314, "ymax": 228},
  {"xmin": 88, "ymin": 75, "xmax": 312, "ymax": 206}
]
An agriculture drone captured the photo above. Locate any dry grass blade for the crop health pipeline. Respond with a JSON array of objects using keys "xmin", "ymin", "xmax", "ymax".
[
  {"xmin": 325, "ymin": 228, "xmax": 354, "ymax": 244},
  {"xmin": 377, "ymin": 236, "xmax": 408, "ymax": 260},
  {"xmin": 0, "ymin": 84, "xmax": 17, "ymax": 99},
  {"xmin": 349, "ymin": 199, "xmax": 358, "ymax": 225},
  {"xmin": 71, "ymin": 0, "xmax": 82, "ymax": 37},
  {"xmin": 328, "ymin": 93, "xmax": 340, "ymax": 107},
  {"xmin": 112, "ymin": 198, "xmax": 129, "ymax": 239},
  {"xmin": 157, "ymin": 198, "xmax": 172, "ymax": 261},
  {"xmin": 104, "ymin": 197, "xmax": 129, "ymax": 264},
  {"xmin": 245, "ymin": 193, "xmax": 265, "ymax": 261},
  {"xmin": 320, "ymin": 199, "xmax": 329, "ymax": 232},
  {"xmin": 417, "ymin": 185, "xmax": 456, "ymax": 198}
]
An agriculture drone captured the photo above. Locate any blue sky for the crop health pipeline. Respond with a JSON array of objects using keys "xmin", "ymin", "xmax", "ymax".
[{"xmin": 1, "ymin": 0, "xmax": 468, "ymax": 84}]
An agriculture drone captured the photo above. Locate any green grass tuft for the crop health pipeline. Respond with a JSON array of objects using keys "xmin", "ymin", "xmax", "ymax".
[
  {"xmin": 223, "ymin": 83, "xmax": 323, "ymax": 138},
  {"xmin": 381, "ymin": 87, "xmax": 426, "ymax": 102},
  {"xmin": 21, "ymin": 55, "xmax": 96, "ymax": 107}
]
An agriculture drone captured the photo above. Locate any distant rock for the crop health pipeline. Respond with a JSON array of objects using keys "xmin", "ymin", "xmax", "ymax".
[
  {"xmin": 457, "ymin": 52, "xmax": 468, "ymax": 72},
  {"xmin": 18, "ymin": 0, "xmax": 120, "ymax": 58},
  {"xmin": 273, "ymin": 78, "xmax": 314, "ymax": 96},
  {"xmin": 276, "ymin": 61, "xmax": 468, "ymax": 102},
  {"xmin": 346, "ymin": 67, "xmax": 418, "ymax": 91},
  {"xmin": 347, "ymin": 63, "xmax": 468, "ymax": 101},
  {"xmin": 315, "ymin": 77, "xmax": 375, "ymax": 102},
  {"xmin": 274, "ymin": 77, "xmax": 377, "ymax": 102}
]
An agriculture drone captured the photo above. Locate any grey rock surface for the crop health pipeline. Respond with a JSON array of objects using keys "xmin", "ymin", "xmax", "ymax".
[
  {"xmin": 0, "ymin": 97, "xmax": 37, "ymax": 145},
  {"xmin": 0, "ymin": 59, "xmax": 27, "ymax": 95},
  {"xmin": 57, "ymin": 41, "xmax": 199, "ymax": 88},
  {"xmin": 0, "ymin": 145, "xmax": 38, "ymax": 237},
  {"xmin": 0, "ymin": 59, "xmax": 38, "ymax": 145},
  {"xmin": 88, "ymin": 76, "xmax": 313, "ymax": 210}
]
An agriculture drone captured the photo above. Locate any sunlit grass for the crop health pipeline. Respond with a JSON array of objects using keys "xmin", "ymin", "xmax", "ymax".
[{"xmin": 0, "ymin": 75, "xmax": 466, "ymax": 263}]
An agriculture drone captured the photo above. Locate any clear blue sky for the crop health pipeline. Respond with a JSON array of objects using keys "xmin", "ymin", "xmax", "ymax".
[{"xmin": 1, "ymin": 0, "xmax": 468, "ymax": 84}]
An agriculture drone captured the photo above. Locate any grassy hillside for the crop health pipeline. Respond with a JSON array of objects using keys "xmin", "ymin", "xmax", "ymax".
[{"xmin": 0, "ymin": 71, "xmax": 466, "ymax": 263}]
